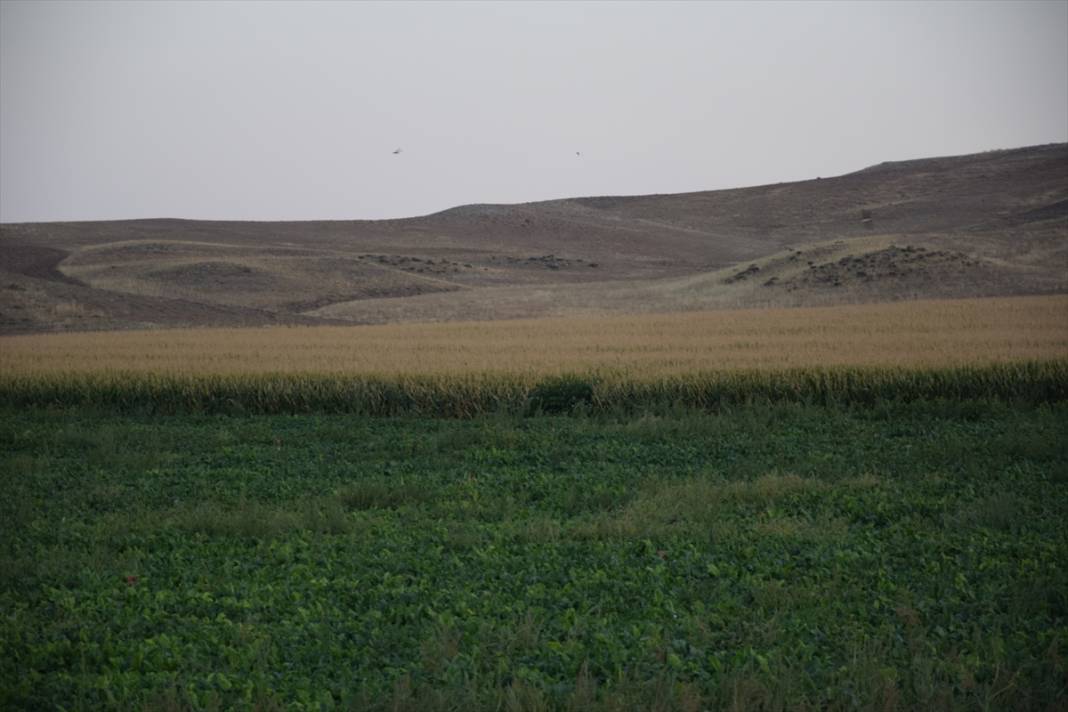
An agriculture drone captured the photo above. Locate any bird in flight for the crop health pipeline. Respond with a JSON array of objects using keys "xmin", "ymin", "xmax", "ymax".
[{"xmin": 392, "ymin": 148, "xmax": 402, "ymax": 155}]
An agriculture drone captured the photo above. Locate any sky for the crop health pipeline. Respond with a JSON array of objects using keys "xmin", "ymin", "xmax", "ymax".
[{"xmin": 1, "ymin": 0, "xmax": 1066, "ymax": 223}]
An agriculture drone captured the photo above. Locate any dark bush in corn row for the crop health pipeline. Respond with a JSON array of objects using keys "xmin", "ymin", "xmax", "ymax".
[{"xmin": 1, "ymin": 360, "xmax": 1065, "ymax": 416}]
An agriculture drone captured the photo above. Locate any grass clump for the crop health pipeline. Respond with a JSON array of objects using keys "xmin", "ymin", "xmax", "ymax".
[
  {"xmin": 338, "ymin": 479, "xmax": 435, "ymax": 510},
  {"xmin": 528, "ymin": 375, "xmax": 595, "ymax": 414}
]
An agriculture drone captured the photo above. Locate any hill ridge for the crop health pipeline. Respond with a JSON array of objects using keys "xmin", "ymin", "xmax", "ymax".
[{"xmin": 2, "ymin": 143, "xmax": 1065, "ymax": 333}]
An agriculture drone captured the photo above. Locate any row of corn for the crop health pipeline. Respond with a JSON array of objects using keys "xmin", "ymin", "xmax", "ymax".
[{"xmin": 1, "ymin": 360, "xmax": 1065, "ymax": 416}]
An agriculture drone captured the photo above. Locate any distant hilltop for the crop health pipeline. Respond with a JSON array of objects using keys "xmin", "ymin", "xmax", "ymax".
[{"xmin": 2, "ymin": 143, "xmax": 1065, "ymax": 334}]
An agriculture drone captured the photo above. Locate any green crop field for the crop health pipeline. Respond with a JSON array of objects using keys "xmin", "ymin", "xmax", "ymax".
[{"xmin": 2, "ymin": 398, "xmax": 1066, "ymax": 710}]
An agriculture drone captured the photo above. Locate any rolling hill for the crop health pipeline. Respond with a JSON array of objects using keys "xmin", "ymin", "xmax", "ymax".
[{"xmin": 1, "ymin": 143, "xmax": 1065, "ymax": 334}]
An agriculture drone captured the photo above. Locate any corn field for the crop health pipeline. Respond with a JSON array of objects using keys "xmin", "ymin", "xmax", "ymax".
[
  {"xmin": 2, "ymin": 295, "xmax": 1065, "ymax": 415},
  {"xmin": 1, "ymin": 295, "xmax": 1065, "ymax": 377},
  {"xmin": 0, "ymin": 361, "xmax": 1064, "ymax": 415}
]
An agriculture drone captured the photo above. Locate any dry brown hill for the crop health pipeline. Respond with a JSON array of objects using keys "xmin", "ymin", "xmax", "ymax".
[{"xmin": 1, "ymin": 143, "xmax": 1065, "ymax": 333}]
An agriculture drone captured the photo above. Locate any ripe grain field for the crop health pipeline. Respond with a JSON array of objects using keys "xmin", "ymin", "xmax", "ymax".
[
  {"xmin": 2, "ymin": 295, "xmax": 1066, "ymax": 415},
  {"xmin": 2, "ymin": 296, "xmax": 1066, "ymax": 377}
]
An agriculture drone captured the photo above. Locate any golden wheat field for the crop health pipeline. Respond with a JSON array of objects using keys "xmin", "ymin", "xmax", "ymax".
[{"xmin": 2, "ymin": 295, "xmax": 1066, "ymax": 377}]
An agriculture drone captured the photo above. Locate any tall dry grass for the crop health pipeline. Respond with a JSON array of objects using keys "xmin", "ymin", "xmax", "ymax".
[
  {"xmin": 1, "ymin": 295, "xmax": 1066, "ymax": 377},
  {"xmin": 1, "ymin": 296, "xmax": 1065, "ymax": 415}
]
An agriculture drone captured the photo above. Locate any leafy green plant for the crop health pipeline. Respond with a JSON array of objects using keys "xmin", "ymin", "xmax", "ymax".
[{"xmin": 1, "ymin": 400, "xmax": 1065, "ymax": 710}]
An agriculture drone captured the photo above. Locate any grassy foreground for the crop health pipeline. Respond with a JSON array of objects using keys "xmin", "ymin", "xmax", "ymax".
[{"xmin": 2, "ymin": 402, "xmax": 1066, "ymax": 710}]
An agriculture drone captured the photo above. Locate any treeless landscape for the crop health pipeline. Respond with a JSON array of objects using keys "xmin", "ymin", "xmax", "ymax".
[
  {"xmin": 4, "ymin": 0, "xmax": 1067, "ymax": 706},
  {"xmin": 1, "ymin": 143, "xmax": 1065, "ymax": 334},
  {"xmin": 3, "ymin": 143, "xmax": 1067, "ymax": 711}
]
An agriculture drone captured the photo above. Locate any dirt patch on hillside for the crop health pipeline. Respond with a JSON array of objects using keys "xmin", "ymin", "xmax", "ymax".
[
  {"xmin": 0, "ymin": 243, "xmax": 84, "ymax": 286},
  {"xmin": 148, "ymin": 261, "xmax": 279, "ymax": 291},
  {"xmin": 0, "ymin": 272, "xmax": 342, "ymax": 335},
  {"xmin": 1011, "ymin": 199, "xmax": 1068, "ymax": 225}
]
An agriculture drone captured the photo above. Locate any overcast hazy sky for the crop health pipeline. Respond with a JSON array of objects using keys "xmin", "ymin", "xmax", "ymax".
[{"xmin": 1, "ymin": 0, "xmax": 1065, "ymax": 223}]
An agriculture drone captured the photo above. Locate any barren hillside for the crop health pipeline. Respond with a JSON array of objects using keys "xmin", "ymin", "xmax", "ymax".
[{"xmin": 1, "ymin": 143, "xmax": 1065, "ymax": 333}]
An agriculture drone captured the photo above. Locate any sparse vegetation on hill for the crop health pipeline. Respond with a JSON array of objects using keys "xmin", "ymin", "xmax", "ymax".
[{"xmin": 1, "ymin": 143, "xmax": 1065, "ymax": 333}]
